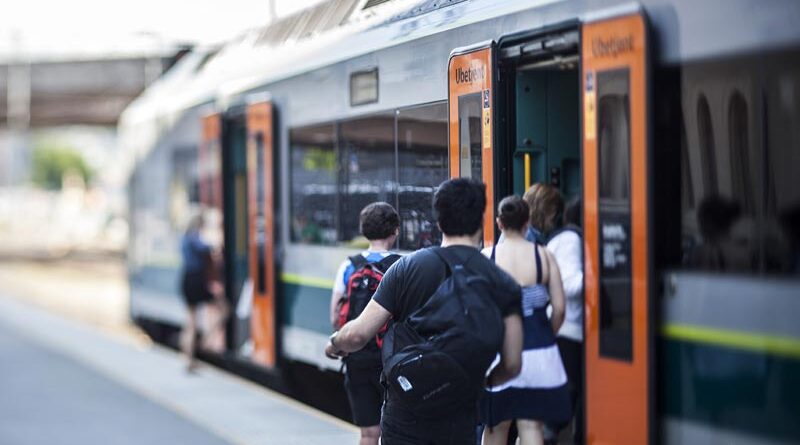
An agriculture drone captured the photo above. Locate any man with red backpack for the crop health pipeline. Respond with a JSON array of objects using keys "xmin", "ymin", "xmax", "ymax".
[{"xmin": 329, "ymin": 202, "xmax": 401, "ymax": 445}]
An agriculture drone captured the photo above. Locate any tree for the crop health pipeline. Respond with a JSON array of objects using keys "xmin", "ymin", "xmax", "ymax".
[{"xmin": 31, "ymin": 144, "xmax": 93, "ymax": 190}]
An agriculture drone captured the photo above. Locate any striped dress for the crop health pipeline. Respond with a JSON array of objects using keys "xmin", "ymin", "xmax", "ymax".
[{"xmin": 481, "ymin": 244, "xmax": 572, "ymax": 427}]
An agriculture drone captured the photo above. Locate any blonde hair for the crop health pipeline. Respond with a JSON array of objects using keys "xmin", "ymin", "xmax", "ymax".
[{"xmin": 523, "ymin": 183, "xmax": 564, "ymax": 235}]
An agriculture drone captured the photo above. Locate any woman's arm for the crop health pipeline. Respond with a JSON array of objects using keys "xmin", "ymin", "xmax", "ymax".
[
  {"xmin": 488, "ymin": 313, "xmax": 523, "ymax": 387},
  {"xmin": 546, "ymin": 249, "xmax": 566, "ymax": 334}
]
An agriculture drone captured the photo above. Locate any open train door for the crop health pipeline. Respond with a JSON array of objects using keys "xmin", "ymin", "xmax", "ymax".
[
  {"xmin": 448, "ymin": 42, "xmax": 497, "ymax": 247},
  {"xmin": 246, "ymin": 99, "xmax": 277, "ymax": 368},
  {"xmin": 582, "ymin": 11, "xmax": 653, "ymax": 445}
]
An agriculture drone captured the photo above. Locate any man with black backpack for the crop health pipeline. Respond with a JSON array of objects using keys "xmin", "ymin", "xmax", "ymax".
[
  {"xmin": 329, "ymin": 202, "xmax": 401, "ymax": 445},
  {"xmin": 326, "ymin": 178, "xmax": 524, "ymax": 445}
]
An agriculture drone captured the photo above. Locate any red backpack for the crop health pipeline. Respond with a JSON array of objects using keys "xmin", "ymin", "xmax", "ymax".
[{"xmin": 336, "ymin": 254, "xmax": 401, "ymax": 348}]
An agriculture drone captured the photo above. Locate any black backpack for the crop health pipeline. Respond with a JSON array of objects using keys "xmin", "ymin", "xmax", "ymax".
[{"xmin": 380, "ymin": 247, "xmax": 504, "ymax": 417}]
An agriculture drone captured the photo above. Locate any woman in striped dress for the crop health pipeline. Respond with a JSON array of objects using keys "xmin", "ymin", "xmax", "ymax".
[{"xmin": 481, "ymin": 195, "xmax": 572, "ymax": 445}]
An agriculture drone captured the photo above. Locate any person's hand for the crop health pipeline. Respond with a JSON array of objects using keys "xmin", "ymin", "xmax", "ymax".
[
  {"xmin": 325, "ymin": 332, "xmax": 347, "ymax": 360},
  {"xmin": 325, "ymin": 342, "xmax": 347, "ymax": 360}
]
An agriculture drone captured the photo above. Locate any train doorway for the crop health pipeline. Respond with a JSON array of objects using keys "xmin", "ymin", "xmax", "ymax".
[
  {"xmin": 496, "ymin": 26, "xmax": 581, "ymax": 213},
  {"xmin": 448, "ymin": 11, "xmax": 654, "ymax": 444},
  {"xmin": 221, "ymin": 109, "xmax": 251, "ymax": 354}
]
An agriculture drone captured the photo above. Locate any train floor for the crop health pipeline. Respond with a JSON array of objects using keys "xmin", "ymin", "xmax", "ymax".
[{"xmin": 0, "ymin": 294, "xmax": 358, "ymax": 445}]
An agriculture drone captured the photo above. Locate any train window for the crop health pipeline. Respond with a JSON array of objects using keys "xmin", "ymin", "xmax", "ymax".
[
  {"xmin": 289, "ymin": 123, "xmax": 337, "ymax": 244},
  {"xmin": 397, "ymin": 102, "xmax": 448, "ymax": 250},
  {"xmin": 339, "ymin": 114, "xmax": 396, "ymax": 244},
  {"xmin": 697, "ymin": 95, "xmax": 719, "ymax": 197},
  {"xmin": 458, "ymin": 93, "xmax": 483, "ymax": 179},
  {"xmin": 675, "ymin": 51, "xmax": 800, "ymax": 275},
  {"xmin": 763, "ymin": 55, "xmax": 800, "ymax": 275},
  {"xmin": 729, "ymin": 92, "xmax": 753, "ymax": 215},
  {"xmin": 596, "ymin": 69, "xmax": 633, "ymax": 361}
]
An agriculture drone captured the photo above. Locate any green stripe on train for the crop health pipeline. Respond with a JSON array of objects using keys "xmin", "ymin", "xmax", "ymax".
[
  {"xmin": 281, "ymin": 273, "xmax": 335, "ymax": 290},
  {"xmin": 662, "ymin": 324, "xmax": 800, "ymax": 360},
  {"xmin": 661, "ymin": 338, "xmax": 800, "ymax": 442}
]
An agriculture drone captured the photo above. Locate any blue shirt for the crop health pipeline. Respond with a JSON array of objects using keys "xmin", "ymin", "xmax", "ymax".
[{"xmin": 181, "ymin": 231, "xmax": 211, "ymax": 274}]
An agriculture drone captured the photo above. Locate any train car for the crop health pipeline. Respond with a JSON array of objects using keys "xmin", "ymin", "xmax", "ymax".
[{"xmin": 121, "ymin": 0, "xmax": 800, "ymax": 443}]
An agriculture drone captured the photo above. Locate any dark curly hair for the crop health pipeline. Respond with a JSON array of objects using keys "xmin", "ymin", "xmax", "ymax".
[
  {"xmin": 360, "ymin": 202, "xmax": 400, "ymax": 240},
  {"xmin": 497, "ymin": 195, "xmax": 529, "ymax": 232},
  {"xmin": 433, "ymin": 178, "xmax": 486, "ymax": 236}
]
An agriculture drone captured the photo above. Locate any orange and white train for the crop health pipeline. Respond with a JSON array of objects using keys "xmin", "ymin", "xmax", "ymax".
[{"xmin": 121, "ymin": 0, "xmax": 800, "ymax": 443}]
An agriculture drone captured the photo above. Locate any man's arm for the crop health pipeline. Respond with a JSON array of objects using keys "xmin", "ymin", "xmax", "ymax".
[
  {"xmin": 325, "ymin": 299, "xmax": 392, "ymax": 358},
  {"xmin": 487, "ymin": 313, "xmax": 523, "ymax": 387}
]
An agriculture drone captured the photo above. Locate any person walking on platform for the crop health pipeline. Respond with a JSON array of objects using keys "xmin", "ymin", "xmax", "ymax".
[
  {"xmin": 330, "ymin": 202, "xmax": 402, "ymax": 445},
  {"xmin": 179, "ymin": 212, "xmax": 227, "ymax": 372},
  {"xmin": 543, "ymin": 196, "xmax": 585, "ymax": 445},
  {"xmin": 326, "ymin": 178, "xmax": 524, "ymax": 445},
  {"xmin": 481, "ymin": 195, "xmax": 571, "ymax": 445}
]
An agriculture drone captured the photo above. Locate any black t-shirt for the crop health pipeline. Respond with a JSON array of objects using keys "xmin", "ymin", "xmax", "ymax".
[{"xmin": 373, "ymin": 245, "xmax": 522, "ymax": 322}]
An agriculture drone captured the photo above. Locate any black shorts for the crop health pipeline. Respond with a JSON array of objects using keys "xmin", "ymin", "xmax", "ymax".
[
  {"xmin": 381, "ymin": 401, "xmax": 477, "ymax": 445},
  {"xmin": 181, "ymin": 271, "xmax": 213, "ymax": 308},
  {"xmin": 344, "ymin": 361, "xmax": 383, "ymax": 427}
]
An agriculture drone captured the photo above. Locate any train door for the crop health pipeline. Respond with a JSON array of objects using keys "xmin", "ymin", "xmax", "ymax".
[
  {"xmin": 447, "ymin": 43, "xmax": 497, "ymax": 246},
  {"xmin": 582, "ymin": 12, "xmax": 653, "ymax": 445},
  {"xmin": 200, "ymin": 112, "xmax": 226, "ymax": 352},
  {"xmin": 495, "ymin": 26, "xmax": 582, "ymax": 211},
  {"xmin": 246, "ymin": 99, "xmax": 277, "ymax": 368},
  {"xmin": 221, "ymin": 109, "xmax": 250, "ymax": 354}
]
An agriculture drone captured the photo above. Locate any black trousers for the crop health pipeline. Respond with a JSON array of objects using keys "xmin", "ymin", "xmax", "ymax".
[{"xmin": 553, "ymin": 337, "xmax": 584, "ymax": 445}]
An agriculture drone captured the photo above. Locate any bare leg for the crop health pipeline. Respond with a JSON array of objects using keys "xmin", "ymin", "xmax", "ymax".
[
  {"xmin": 483, "ymin": 420, "xmax": 512, "ymax": 445},
  {"xmin": 182, "ymin": 307, "xmax": 199, "ymax": 372},
  {"xmin": 359, "ymin": 425, "xmax": 380, "ymax": 445},
  {"xmin": 517, "ymin": 419, "xmax": 544, "ymax": 445}
]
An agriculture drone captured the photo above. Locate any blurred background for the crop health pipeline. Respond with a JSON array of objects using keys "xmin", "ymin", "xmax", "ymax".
[{"xmin": 0, "ymin": 0, "xmax": 322, "ymax": 328}]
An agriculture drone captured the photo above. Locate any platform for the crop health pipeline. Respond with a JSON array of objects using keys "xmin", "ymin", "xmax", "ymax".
[{"xmin": 0, "ymin": 294, "xmax": 358, "ymax": 445}]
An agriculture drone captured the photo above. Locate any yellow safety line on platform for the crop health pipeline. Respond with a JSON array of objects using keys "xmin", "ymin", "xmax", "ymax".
[
  {"xmin": 280, "ymin": 273, "xmax": 334, "ymax": 290},
  {"xmin": 662, "ymin": 324, "xmax": 800, "ymax": 360}
]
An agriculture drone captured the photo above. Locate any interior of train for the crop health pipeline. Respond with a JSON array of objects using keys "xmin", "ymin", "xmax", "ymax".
[{"xmin": 497, "ymin": 26, "xmax": 582, "ymax": 211}]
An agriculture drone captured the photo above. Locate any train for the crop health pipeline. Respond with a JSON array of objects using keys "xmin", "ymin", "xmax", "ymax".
[{"xmin": 120, "ymin": 0, "xmax": 800, "ymax": 443}]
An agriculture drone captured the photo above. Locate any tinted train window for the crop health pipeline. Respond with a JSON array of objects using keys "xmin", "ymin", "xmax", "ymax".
[
  {"xmin": 290, "ymin": 124, "xmax": 337, "ymax": 244},
  {"xmin": 596, "ymin": 69, "xmax": 633, "ymax": 361},
  {"xmin": 397, "ymin": 103, "xmax": 448, "ymax": 250},
  {"xmin": 339, "ymin": 114, "xmax": 396, "ymax": 244},
  {"xmin": 664, "ymin": 50, "xmax": 800, "ymax": 275},
  {"xmin": 697, "ymin": 95, "xmax": 719, "ymax": 197},
  {"xmin": 458, "ymin": 93, "xmax": 483, "ymax": 179}
]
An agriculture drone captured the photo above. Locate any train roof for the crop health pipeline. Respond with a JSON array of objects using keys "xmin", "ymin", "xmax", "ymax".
[{"xmin": 119, "ymin": 0, "xmax": 800, "ymax": 174}]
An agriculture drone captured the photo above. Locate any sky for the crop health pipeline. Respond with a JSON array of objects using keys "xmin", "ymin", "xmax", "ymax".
[{"xmin": 0, "ymin": 0, "xmax": 325, "ymax": 60}]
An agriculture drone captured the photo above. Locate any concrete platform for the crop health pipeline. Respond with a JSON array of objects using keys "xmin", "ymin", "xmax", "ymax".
[{"xmin": 0, "ymin": 294, "xmax": 358, "ymax": 445}]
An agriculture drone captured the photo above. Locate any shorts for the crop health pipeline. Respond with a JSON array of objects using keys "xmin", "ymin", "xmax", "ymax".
[
  {"xmin": 343, "ymin": 361, "xmax": 383, "ymax": 427},
  {"xmin": 181, "ymin": 271, "xmax": 214, "ymax": 308},
  {"xmin": 381, "ymin": 401, "xmax": 477, "ymax": 445}
]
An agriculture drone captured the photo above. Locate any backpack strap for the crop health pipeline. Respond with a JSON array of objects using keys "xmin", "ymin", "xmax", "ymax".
[
  {"xmin": 546, "ymin": 224, "xmax": 583, "ymax": 243},
  {"xmin": 349, "ymin": 254, "xmax": 368, "ymax": 269},
  {"xmin": 490, "ymin": 245, "xmax": 497, "ymax": 263},
  {"xmin": 375, "ymin": 254, "xmax": 402, "ymax": 272},
  {"xmin": 534, "ymin": 244, "xmax": 543, "ymax": 285},
  {"xmin": 432, "ymin": 246, "xmax": 478, "ymax": 273}
]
